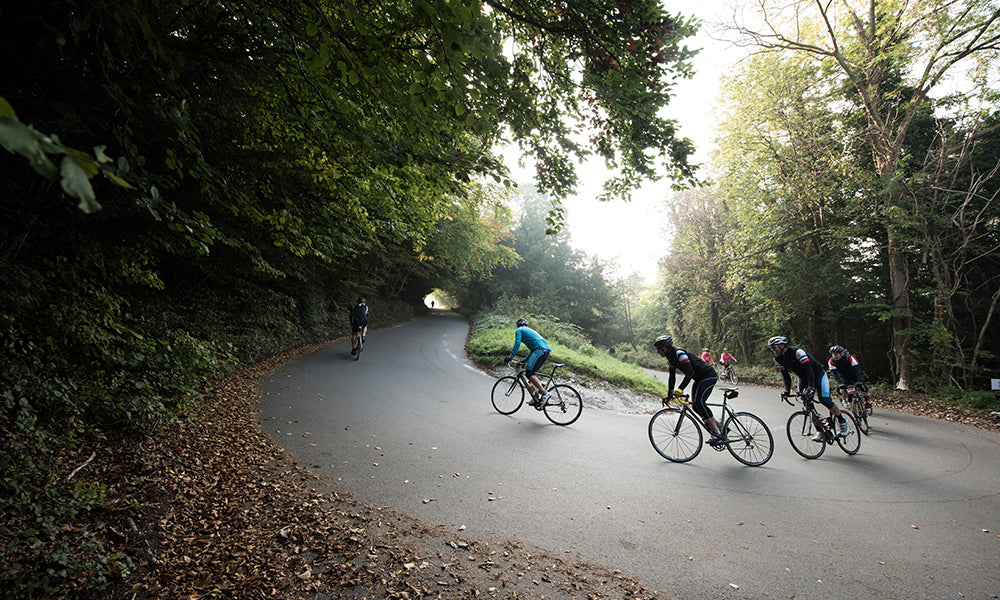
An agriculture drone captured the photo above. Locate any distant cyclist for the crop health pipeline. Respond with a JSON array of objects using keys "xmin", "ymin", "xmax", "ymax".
[
  {"xmin": 828, "ymin": 345, "xmax": 871, "ymax": 411},
  {"xmin": 654, "ymin": 335, "xmax": 724, "ymax": 445},
  {"xmin": 700, "ymin": 348, "xmax": 716, "ymax": 365},
  {"xmin": 506, "ymin": 318, "xmax": 552, "ymax": 406},
  {"xmin": 769, "ymin": 336, "xmax": 851, "ymax": 439},
  {"xmin": 349, "ymin": 297, "xmax": 368, "ymax": 355},
  {"xmin": 720, "ymin": 347, "xmax": 737, "ymax": 368}
]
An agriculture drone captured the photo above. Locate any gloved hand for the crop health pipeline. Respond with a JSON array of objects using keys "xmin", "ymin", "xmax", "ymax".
[
  {"xmin": 803, "ymin": 387, "xmax": 816, "ymax": 397},
  {"xmin": 780, "ymin": 390, "xmax": 789, "ymax": 400}
]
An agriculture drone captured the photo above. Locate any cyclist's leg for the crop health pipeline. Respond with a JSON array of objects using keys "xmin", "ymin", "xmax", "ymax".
[
  {"xmin": 818, "ymin": 373, "xmax": 850, "ymax": 434},
  {"xmin": 524, "ymin": 349, "xmax": 549, "ymax": 398},
  {"xmin": 691, "ymin": 377, "xmax": 721, "ymax": 437}
]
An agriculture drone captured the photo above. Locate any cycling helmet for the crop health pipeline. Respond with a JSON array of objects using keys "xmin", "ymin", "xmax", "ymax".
[
  {"xmin": 357, "ymin": 297, "xmax": 366, "ymax": 303},
  {"xmin": 516, "ymin": 318, "xmax": 528, "ymax": 327},
  {"xmin": 829, "ymin": 345, "xmax": 846, "ymax": 355},
  {"xmin": 767, "ymin": 336, "xmax": 788, "ymax": 347},
  {"xmin": 703, "ymin": 348, "xmax": 709, "ymax": 352},
  {"xmin": 653, "ymin": 335, "xmax": 673, "ymax": 349}
]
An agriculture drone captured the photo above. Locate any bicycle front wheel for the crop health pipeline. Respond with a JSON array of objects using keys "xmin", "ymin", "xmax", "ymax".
[
  {"xmin": 850, "ymin": 397, "xmax": 869, "ymax": 435},
  {"xmin": 648, "ymin": 407, "xmax": 702, "ymax": 462},
  {"xmin": 542, "ymin": 384, "xmax": 583, "ymax": 426},
  {"xmin": 491, "ymin": 376, "xmax": 524, "ymax": 414},
  {"xmin": 786, "ymin": 411, "xmax": 826, "ymax": 459},
  {"xmin": 724, "ymin": 411, "xmax": 773, "ymax": 466},
  {"xmin": 729, "ymin": 366, "xmax": 739, "ymax": 385},
  {"xmin": 836, "ymin": 411, "xmax": 862, "ymax": 455}
]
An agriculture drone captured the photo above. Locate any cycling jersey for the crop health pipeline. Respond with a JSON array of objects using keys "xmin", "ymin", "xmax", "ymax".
[
  {"xmin": 720, "ymin": 351, "xmax": 737, "ymax": 365},
  {"xmin": 349, "ymin": 303, "xmax": 368, "ymax": 328},
  {"xmin": 829, "ymin": 353, "xmax": 866, "ymax": 385},
  {"xmin": 700, "ymin": 351, "xmax": 715, "ymax": 364},
  {"xmin": 507, "ymin": 326, "xmax": 552, "ymax": 376},
  {"xmin": 663, "ymin": 346, "xmax": 718, "ymax": 420},
  {"xmin": 774, "ymin": 345, "xmax": 834, "ymax": 408},
  {"xmin": 506, "ymin": 326, "xmax": 551, "ymax": 361}
]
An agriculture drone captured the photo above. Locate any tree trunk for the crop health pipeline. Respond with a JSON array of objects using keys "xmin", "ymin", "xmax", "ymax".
[{"xmin": 887, "ymin": 226, "xmax": 913, "ymax": 389}]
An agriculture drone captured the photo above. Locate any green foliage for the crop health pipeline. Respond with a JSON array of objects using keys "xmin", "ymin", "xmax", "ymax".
[{"xmin": 2, "ymin": 0, "xmax": 703, "ymax": 593}]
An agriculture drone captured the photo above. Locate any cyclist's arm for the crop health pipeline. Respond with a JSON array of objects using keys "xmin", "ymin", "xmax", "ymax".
[
  {"xmin": 829, "ymin": 362, "xmax": 845, "ymax": 385},
  {"xmin": 675, "ymin": 361, "xmax": 694, "ymax": 391},
  {"xmin": 506, "ymin": 330, "xmax": 523, "ymax": 362},
  {"xmin": 780, "ymin": 368, "xmax": 792, "ymax": 394}
]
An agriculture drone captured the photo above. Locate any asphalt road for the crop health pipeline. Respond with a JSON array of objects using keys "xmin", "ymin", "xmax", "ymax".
[{"xmin": 256, "ymin": 311, "xmax": 1000, "ymax": 599}]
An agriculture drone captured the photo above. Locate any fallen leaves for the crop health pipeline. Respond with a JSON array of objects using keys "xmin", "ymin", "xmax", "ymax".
[{"xmin": 97, "ymin": 340, "xmax": 662, "ymax": 600}]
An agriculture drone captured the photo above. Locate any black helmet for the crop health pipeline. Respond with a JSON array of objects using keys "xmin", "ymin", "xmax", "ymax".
[
  {"xmin": 357, "ymin": 297, "xmax": 366, "ymax": 303},
  {"xmin": 767, "ymin": 336, "xmax": 788, "ymax": 347},
  {"xmin": 703, "ymin": 348, "xmax": 709, "ymax": 352},
  {"xmin": 653, "ymin": 335, "xmax": 673, "ymax": 349},
  {"xmin": 516, "ymin": 318, "xmax": 528, "ymax": 327},
  {"xmin": 829, "ymin": 345, "xmax": 846, "ymax": 355}
]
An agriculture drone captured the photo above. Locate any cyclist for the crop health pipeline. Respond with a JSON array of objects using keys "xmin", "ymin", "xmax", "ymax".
[
  {"xmin": 349, "ymin": 297, "xmax": 368, "ymax": 355},
  {"xmin": 654, "ymin": 335, "xmax": 724, "ymax": 445},
  {"xmin": 720, "ymin": 347, "xmax": 738, "ymax": 376},
  {"xmin": 768, "ymin": 336, "xmax": 851, "ymax": 439},
  {"xmin": 506, "ymin": 318, "xmax": 552, "ymax": 406},
  {"xmin": 828, "ymin": 345, "xmax": 871, "ymax": 411},
  {"xmin": 700, "ymin": 348, "xmax": 716, "ymax": 365}
]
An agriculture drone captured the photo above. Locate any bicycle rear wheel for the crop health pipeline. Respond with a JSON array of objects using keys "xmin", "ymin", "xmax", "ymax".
[
  {"xmin": 836, "ymin": 411, "xmax": 862, "ymax": 455},
  {"xmin": 723, "ymin": 411, "xmax": 773, "ymax": 466},
  {"xmin": 648, "ymin": 407, "xmax": 702, "ymax": 462},
  {"xmin": 850, "ymin": 397, "xmax": 869, "ymax": 435},
  {"xmin": 542, "ymin": 384, "xmax": 582, "ymax": 426},
  {"xmin": 353, "ymin": 336, "xmax": 362, "ymax": 360},
  {"xmin": 786, "ymin": 411, "xmax": 826, "ymax": 459},
  {"xmin": 491, "ymin": 376, "xmax": 524, "ymax": 414}
]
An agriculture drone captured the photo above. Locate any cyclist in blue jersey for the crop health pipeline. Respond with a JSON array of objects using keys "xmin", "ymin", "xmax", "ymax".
[
  {"xmin": 654, "ymin": 335, "xmax": 725, "ymax": 445},
  {"xmin": 506, "ymin": 318, "xmax": 552, "ymax": 406},
  {"xmin": 769, "ymin": 336, "xmax": 851, "ymax": 438}
]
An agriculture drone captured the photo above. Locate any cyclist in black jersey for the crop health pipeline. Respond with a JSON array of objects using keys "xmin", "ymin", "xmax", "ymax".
[
  {"xmin": 349, "ymin": 298, "xmax": 368, "ymax": 355},
  {"xmin": 654, "ymin": 335, "xmax": 724, "ymax": 445},
  {"xmin": 768, "ymin": 336, "xmax": 851, "ymax": 438},
  {"xmin": 828, "ymin": 345, "xmax": 871, "ymax": 410}
]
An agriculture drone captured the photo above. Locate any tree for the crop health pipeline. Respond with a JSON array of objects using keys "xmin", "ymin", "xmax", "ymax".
[{"xmin": 725, "ymin": 0, "xmax": 1000, "ymax": 387}]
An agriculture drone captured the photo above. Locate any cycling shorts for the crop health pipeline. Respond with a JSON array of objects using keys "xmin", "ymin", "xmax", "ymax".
[
  {"xmin": 351, "ymin": 320, "xmax": 368, "ymax": 332},
  {"xmin": 525, "ymin": 349, "xmax": 550, "ymax": 376},
  {"xmin": 801, "ymin": 372, "xmax": 834, "ymax": 409}
]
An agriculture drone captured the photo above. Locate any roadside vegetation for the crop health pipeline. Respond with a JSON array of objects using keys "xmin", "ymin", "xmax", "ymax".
[{"xmin": 3, "ymin": 1, "xmax": 1000, "ymax": 598}]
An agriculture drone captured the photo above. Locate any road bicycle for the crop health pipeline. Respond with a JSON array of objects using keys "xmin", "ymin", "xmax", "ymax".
[
  {"xmin": 350, "ymin": 325, "xmax": 363, "ymax": 360},
  {"xmin": 648, "ymin": 387, "xmax": 774, "ymax": 466},
  {"xmin": 837, "ymin": 384, "xmax": 871, "ymax": 435},
  {"xmin": 782, "ymin": 391, "xmax": 861, "ymax": 459},
  {"xmin": 491, "ymin": 360, "xmax": 583, "ymax": 426},
  {"xmin": 719, "ymin": 363, "xmax": 739, "ymax": 385}
]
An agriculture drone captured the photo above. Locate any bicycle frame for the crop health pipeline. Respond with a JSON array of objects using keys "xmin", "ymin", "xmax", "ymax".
[
  {"xmin": 510, "ymin": 360, "xmax": 561, "ymax": 396},
  {"xmin": 650, "ymin": 387, "xmax": 774, "ymax": 466}
]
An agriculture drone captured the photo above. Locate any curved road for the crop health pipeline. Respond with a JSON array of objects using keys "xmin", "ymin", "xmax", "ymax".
[{"xmin": 256, "ymin": 312, "xmax": 1000, "ymax": 599}]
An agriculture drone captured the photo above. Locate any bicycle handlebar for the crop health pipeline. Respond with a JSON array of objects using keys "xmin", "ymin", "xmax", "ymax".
[{"xmin": 781, "ymin": 390, "xmax": 815, "ymax": 406}]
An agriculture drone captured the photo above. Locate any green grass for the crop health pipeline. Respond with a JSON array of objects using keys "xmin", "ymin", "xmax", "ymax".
[{"xmin": 468, "ymin": 303, "xmax": 671, "ymax": 397}]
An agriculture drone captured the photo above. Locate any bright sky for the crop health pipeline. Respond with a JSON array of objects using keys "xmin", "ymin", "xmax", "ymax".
[{"xmin": 503, "ymin": 2, "xmax": 744, "ymax": 283}]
